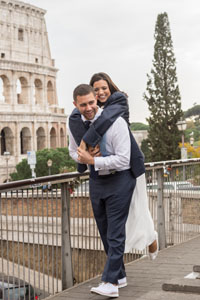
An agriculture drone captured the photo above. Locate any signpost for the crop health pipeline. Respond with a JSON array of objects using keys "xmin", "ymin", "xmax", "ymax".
[{"xmin": 27, "ymin": 151, "xmax": 36, "ymax": 178}]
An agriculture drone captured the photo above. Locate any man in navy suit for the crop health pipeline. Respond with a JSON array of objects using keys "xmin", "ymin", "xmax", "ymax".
[{"xmin": 68, "ymin": 84, "xmax": 136, "ymax": 298}]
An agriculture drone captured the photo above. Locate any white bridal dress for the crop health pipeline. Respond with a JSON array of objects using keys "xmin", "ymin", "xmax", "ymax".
[{"xmin": 125, "ymin": 173, "xmax": 155, "ymax": 253}]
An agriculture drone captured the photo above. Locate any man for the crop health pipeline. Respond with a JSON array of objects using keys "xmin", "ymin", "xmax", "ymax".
[{"xmin": 68, "ymin": 84, "xmax": 136, "ymax": 298}]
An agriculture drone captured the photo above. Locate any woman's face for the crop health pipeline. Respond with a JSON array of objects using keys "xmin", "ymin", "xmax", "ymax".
[{"xmin": 93, "ymin": 79, "xmax": 111, "ymax": 103}]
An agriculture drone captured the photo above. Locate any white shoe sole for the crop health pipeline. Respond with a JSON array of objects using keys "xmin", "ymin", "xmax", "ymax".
[
  {"xmin": 91, "ymin": 287, "xmax": 119, "ymax": 297},
  {"xmin": 118, "ymin": 282, "xmax": 127, "ymax": 288}
]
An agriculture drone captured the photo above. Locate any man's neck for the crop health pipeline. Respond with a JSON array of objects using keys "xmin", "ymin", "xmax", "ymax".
[{"xmin": 81, "ymin": 107, "xmax": 102, "ymax": 123}]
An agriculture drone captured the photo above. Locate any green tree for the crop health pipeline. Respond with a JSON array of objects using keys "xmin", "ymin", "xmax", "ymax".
[
  {"xmin": 141, "ymin": 139, "xmax": 152, "ymax": 162},
  {"xmin": 184, "ymin": 104, "xmax": 200, "ymax": 119},
  {"xmin": 10, "ymin": 147, "xmax": 76, "ymax": 181},
  {"xmin": 144, "ymin": 12, "xmax": 183, "ymax": 162},
  {"xmin": 184, "ymin": 123, "xmax": 200, "ymax": 144},
  {"xmin": 183, "ymin": 105, "xmax": 200, "ymax": 142},
  {"xmin": 130, "ymin": 122, "xmax": 149, "ymax": 131},
  {"xmin": 10, "ymin": 159, "xmax": 32, "ymax": 181}
]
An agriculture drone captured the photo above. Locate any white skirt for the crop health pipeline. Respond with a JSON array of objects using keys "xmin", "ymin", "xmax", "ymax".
[{"xmin": 125, "ymin": 173, "xmax": 155, "ymax": 252}]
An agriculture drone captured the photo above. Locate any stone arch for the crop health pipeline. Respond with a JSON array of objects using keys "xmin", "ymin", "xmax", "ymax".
[
  {"xmin": 0, "ymin": 75, "xmax": 10, "ymax": 103},
  {"xmin": 47, "ymin": 80, "xmax": 54, "ymax": 105},
  {"xmin": 0, "ymin": 127, "xmax": 14, "ymax": 155},
  {"xmin": 50, "ymin": 127, "xmax": 57, "ymax": 149},
  {"xmin": 17, "ymin": 76, "xmax": 29, "ymax": 104},
  {"xmin": 20, "ymin": 127, "xmax": 31, "ymax": 154},
  {"xmin": 60, "ymin": 128, "xmax": 65, "ymax": 147},
  {"xmin": 36, "ymin": 127, "xmax": 46, "ymax": 150},
  {"xmin": 34, "ymin": 78, "xmax": 43, "ymax": 104}
]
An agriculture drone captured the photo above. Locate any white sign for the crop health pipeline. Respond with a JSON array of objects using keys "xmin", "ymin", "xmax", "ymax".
[
  {"xmin": 181, "ymin": 147, "xmax": 188, "ymax": 160},
  {"xmin": 27, "ymin": 151, "xmax": 36, "ymax": 165}
]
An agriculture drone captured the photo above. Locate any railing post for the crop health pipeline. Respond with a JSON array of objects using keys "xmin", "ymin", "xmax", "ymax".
[
  {"xmin": 169, "ymin": 193, "xmax": 174, "ymax": 245},
  {"xmin": 61, "ymin": 182, "xmax": 73, "ymax": 290},
  {"xmin": 157, "ymin": 168, "xmax": 167, "ymax": 250}
]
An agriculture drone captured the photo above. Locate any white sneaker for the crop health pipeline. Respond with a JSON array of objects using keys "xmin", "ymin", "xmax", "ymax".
[
  {"xmin": 90, "ymin": 282, "xmax": 119, "ymax": 297},
  {"xmin": 149, "ymin": 231, "xmax": 159, "ymax": 260},
  {"xmin": 118, "ymin": 277, "xmax": 127, "ymax": 288}
]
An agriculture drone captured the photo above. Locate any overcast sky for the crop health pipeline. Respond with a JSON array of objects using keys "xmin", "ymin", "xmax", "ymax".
[{"xmin": 28, "ymin": 0, "xmax": 200, "ymax": 123}]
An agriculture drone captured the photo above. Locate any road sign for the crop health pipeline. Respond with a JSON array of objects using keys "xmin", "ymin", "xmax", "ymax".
[
  {"xmin": 181, "ymin": 147, "xmax": 188, "ymax": 160},
  {"xmin": 27, "ymin": 151, "xmax": 36, "ymax": 165}
]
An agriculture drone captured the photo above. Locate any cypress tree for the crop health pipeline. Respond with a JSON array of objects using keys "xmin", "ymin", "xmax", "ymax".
[{"xmin": 144, "ymin": 12, "xmax": 183, "ymax": 162}]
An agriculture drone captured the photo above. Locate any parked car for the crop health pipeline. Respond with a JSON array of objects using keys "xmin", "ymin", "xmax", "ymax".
[
  {"xmin": 0, "ymin": 275, "xmax": 39, "ymax": 300},
  {"xmin": 73, "ymin": 180, "xmax": 90, "ymax": 197},
  {"xmin": 147, "ymin": 181, "xmax": 195, "ymax": 191}
]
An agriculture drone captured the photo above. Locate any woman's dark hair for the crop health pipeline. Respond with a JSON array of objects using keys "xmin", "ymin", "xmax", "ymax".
[{"xmin": 89, "ymin": 72, "xmax": 121, "ymax": 95}]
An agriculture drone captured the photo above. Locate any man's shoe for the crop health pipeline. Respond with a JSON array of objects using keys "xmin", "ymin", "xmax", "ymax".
[
  {"xmin": 118, "ymin": 277, "xmax": 127, "ymax": 288},
  {"xmin": 149, "ymin": 231, "xmax": 158, "ymax": 260},
  {"xmin": 90, "ymin": 282, "xmax": 119, "ymax": 297}
]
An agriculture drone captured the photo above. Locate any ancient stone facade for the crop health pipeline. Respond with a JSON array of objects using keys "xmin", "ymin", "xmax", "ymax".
[
  {"xmin": 0, "ymin": 0, "xmax": 67, "ymax": 183},
  {"xmin": 132, "ymin": 130, "xmax": 148, "ymax": 147}
]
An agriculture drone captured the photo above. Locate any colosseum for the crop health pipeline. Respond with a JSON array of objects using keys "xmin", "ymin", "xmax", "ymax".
[{"xmin": 0, "ymin": 0, "xmax": 67, "ymax": 182}]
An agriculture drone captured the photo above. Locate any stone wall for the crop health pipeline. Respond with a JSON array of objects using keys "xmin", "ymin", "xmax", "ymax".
[
  {"xmin": 181, "ymin": 196, "xmax": 200, "ymax": 225},
  {"xmin": 132, "ymin": 130, "xmax": 148, "ymax": 147}
]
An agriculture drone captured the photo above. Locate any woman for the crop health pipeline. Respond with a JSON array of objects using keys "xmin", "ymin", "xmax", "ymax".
[{"xmin": 69, "ymin": 72, "xmax": 158, "ymax": 258}]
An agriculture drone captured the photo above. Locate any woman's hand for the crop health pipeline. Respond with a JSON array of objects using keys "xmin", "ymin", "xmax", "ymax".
[{"xmin": 79, "ymin": 140, "xmax": 87, "ymax": 150}]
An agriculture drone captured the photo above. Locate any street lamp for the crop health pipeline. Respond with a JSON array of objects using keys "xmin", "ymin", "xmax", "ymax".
[
  {"xmin": 4, "ymin": 151, "xmax": 10, "ymax": 182},
  {"xmin": 190, "ymin": 131, "xmax": 194, "ymax": 146},
  {"xmin": 47, "ymin": 159, "xmax": 52, "ymax": 175},
  {"xmin": 177, "ymin": 119, "xmax": 187, "ymax": 159}
]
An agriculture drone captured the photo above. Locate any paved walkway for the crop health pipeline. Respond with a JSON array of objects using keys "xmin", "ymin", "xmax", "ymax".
[{"xmin": 48, "ymin": 235, "xmax": 200, "ymax": 299}]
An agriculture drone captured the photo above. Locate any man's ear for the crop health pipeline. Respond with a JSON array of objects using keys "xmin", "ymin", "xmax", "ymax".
[{"xmin": 73, "ymin": 101, "xmax": 77, "ymax": 107}]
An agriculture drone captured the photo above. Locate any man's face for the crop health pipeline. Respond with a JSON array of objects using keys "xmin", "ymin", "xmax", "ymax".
[{"xmin": 74, "ymin": 92, "xmax": 98, "ymax": 120}]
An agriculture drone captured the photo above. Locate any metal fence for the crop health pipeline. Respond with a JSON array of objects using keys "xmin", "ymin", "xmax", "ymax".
[
  {"xmin": 145, "ymin": 158, "xmax": 200, "ymax": 248},
  {"xmin": 0, "ymin": 158, "xmax": 200, "ymax": 299}
]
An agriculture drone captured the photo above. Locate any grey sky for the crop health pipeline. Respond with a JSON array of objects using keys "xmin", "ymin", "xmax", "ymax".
[{"xmin": 29, "ymin": 0, "xmax": 200, "ymax": 123}]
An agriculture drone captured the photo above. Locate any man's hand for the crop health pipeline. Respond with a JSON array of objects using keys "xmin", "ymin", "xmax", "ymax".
[
  {"xmin": 88, "ymin": 145, "xmax": 101, "ymax": 157},
  {"xmin": 77, "ymin": 147, "xmax": 94, "ymax": 165}
]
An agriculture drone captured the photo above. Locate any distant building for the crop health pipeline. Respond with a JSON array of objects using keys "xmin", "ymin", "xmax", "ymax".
[
  {"xmin": 132, "ymin": 130, "xmax": 148, "ymax": 147},
  {"xmin": 0, "ymin": 0, "xmax": 67, "ymax": 182}
]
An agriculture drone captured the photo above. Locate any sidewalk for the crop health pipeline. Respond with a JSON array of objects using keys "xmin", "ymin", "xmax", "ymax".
[{"xmin": 48, "ymin": 235, "xmax": 200, "ymax": 299}]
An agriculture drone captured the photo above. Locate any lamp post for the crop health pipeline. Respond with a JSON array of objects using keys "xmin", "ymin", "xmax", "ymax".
[
  {"xmin": 47, "ymin": 159, "xmax": 52, "ymax": 175},
  {"xmin": 177, "ymin": 119, "xmax": 187, "ymax": 181},
  {"xmin": 4, "ymin": 151, "xmax": 10, "ymax": 182},
  {"xmin": 190, "ymin": 131, "xmax": 194, "ymax": 146},
  {"xmin": 177, "ymin": 120, "xmax": 187, "ymax": 159}
]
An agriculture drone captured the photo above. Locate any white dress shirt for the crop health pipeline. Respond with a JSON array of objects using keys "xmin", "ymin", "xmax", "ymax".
[{"xmin": 68, "ymin": 107, "xmax": 131, "ymax": 174}]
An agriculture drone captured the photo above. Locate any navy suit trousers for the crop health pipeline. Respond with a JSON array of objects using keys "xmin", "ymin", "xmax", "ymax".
[{"xmin": 89, "ymin": 169, "xmax": 136, "ymax": 284}]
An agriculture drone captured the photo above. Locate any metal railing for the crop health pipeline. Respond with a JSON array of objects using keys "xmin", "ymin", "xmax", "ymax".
[
  {"xmin": 0, "ymin": 158, "xmax": 200, "ymax": 299},
  {"xmin": 145, "ymin": 158, "xmax": 200, "ymax": 249}
]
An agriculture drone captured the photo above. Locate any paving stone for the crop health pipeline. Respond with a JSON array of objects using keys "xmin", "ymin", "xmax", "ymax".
[
  {"xmin": 193, "ymin": 265, "xmax": 200, "ymax": 272},
  {"xmin": 162, "ymin": 278, "xmax": 200, "ymax": 294},
  {"xmin": 136, "ymin": 290, "xmax": 200, "ymax": 299},
  {"xmin": 47, "ymin": 235, "xmax": 200, "ymax": 299}
]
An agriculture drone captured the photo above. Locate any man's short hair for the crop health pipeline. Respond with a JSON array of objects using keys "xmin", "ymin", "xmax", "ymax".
[{"xmin": 73, "ymin": 84, "xmax": 95, "ymax": 102}]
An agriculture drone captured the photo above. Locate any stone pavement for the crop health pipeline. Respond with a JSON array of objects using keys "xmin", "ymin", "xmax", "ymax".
[{"xmin": 48, "ymin": 235, "xmax": 200, "ymax": 300}]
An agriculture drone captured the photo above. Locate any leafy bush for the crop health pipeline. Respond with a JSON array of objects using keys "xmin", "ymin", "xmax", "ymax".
[{"xmin": 10, "ymin": 148, "xmax": 77, "ymax": 181}]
